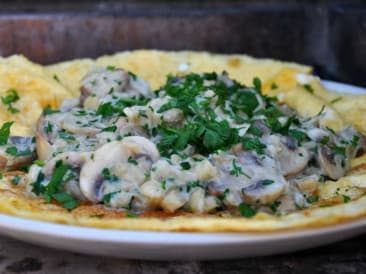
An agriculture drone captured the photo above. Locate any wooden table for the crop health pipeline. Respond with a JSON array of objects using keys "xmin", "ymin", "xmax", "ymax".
[{"xmin": 0, "ymin": 233, "xmax": 365, "ymax": 273}]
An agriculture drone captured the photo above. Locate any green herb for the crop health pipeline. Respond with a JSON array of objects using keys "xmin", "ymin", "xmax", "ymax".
[
  {"xmin": 295, "ymin": 203, "xmax": 304, "ymax": 210},
  {"xmin": 343, "ymin": 195, "xmax": 351, "ymax": 203},
  {"xmin": 288, "ymin": 129, "xmax": 309, "ymax": 146},
  {"xmin": 43, "ymin": 106, "xmax": 60, "ymax": 115},
  {"xmin": 53, "ymin": 74, "xmax": 60, "ymax": 82},
  {"xmin": 186, "ymin": 181, "xmax": 203, "ymax": 192},
  {"xmin": 1, "ymin": 89, "xmax": 20, "ymax": 113},
  {"xmin": 106, "ymin": 65, "xmax": 115, "ymax": 71},
  {"xmin": 271, "ymin": 83, "xmax": 278, "ymax": 90},
  {"xmin": 33, "ymin": 160, "xmax": 45, "ymax": 167},
  {"xmin": 102, "ymin": 125, "xmax": 117, "ymax": 132},
  {"xmin": 128, "ymin": 71, "xmax": 137, "ymax": 80},
  {"xmin": 330, "ymin": 146, "xmax": 346, "ymax": 157},
  {"xmin": 330, "ymin": 97, "xmax": 342, "ymax": 104},
  {"xmin": 319, "ymin": 136, "xmax": 330, "ymax": 145},
  {"xmin": 52, "ymin": 192, "xmax": 79, "ymax": 210},
  {"xmin": 269, "ymin": 200, "xmax": 281, "ymax": 212},
  {"xmin": 59, "ymin": 131, "xmax": 76, "ymax": 141},
  {"xmin": 180, "ymin": 161, "xmax": 191, "ymax": 170},
  {"xmin": 351, "ymin": 135, "xmax": 360, "ymax": 147},
  {"xmin": 303, "ymin": 84, "xmax": 314, "ymax": 93},
  {"xmin": 253, "ymin": 77, "xmax": 262, "ymax": 94},
  {"xmin": 229, "ymin": 159, "xmax": 251, "ymax": 178},
  {"xmin": 262, "ymin": 179, "xmax": 275, "ymax": 185},
  {"xmin": 126, "ymin": 212, "xmax": 137, "ymax": 218},
  {"xmin": 44, "ymin": 122, "xmax": 53, "ymax": 133},
  {"xmin": 238, "ymin": 202, "xmax": 257, "ymax": 218},
  {"xmin": 11, "ymin": 175, "xmax": 20, "ymax": 185},
  {"xmin": 241, "ymin": 137, "xmax": 266, "ymax": 155},
  {"xmin": 306, "ymin": 195, "xmax": 319, "ymax": 204},
  {"xmin": 0, "ymin": 121, "xmax": 13, "ymax": 145},
  {"xmin": 103, "ymin": 191, "xmax": 120, "ymax": 204},
  {"xmin": 96, "ymin": 102, "xmax": 118, "ymax": 118},
  {"xmin": 161, "ymin": 180, "xmax": 167, "ymax": 190},
  {"xmin": 247, "ymin": 125, "xmax": 263, "ymax": 137},
  {"xmin": 127, "ymin": 156, "xmax": 138, "ymax": 166},
  {"xmin": 31, "ymin": 171, "xmax": 45, "ymax": 195},
  {"xmin": 5, "ymin": 146, "xmax": 32, "ymax": 157},
  {"xmin": 217, "ymin": 188, "xmax": 230, "ymax": 201},
  {"xmin": 45, "ymin": 164, "xmax": 70, "ymax": 198},
  {"xmin": 102, "ymin": 168, "xmax": 119, "ymax": 182},
  {"xmin": 0, "ymin": 172, "xmax": 2, "ymax": 179}
]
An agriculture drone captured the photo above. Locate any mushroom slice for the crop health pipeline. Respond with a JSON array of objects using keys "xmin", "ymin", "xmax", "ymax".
[
  {"xmin": 242, "ymin": 179, "xmax": 285, "ymax": 205},
  {"xmin": 269, "ymin": 136, "xmax": 310, "ymax": 177},
  {"xmin": 294, "ymin": 175, "xmax": 319, "ymax": 194},
  {"xmin": 0, "ymin": 136, "xmax": 36, "ymax": 170},
  {"xmin": 80, "ymin": 136, "xmax": 159, "ymax": 202},
  {"xmin": 318, "ymin": 146, "xmax": 346, "ymax": 180},
  {"xmin": 80, "ymin": 67, "xmax": 130, "ymax": 100},
  {"xmin": 36, "ymin": 132, "xmax": 53, "ymax": 161}
]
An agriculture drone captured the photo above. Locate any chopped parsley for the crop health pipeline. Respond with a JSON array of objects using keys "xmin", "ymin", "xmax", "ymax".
[
  {"xmin": 102, "ymin": 125, "xmax": 117, "ymax": 132},
  {"xmin": 102, "ymin": 168, "xmax": 119, "ymax": 182},
  {"xmin": 127, "ymin": 156, "xmax": 138, "ymax": 165},
  {"xmin": 0, "ymin": 121, "xmax": 13, "ymax": 145},
  {"xmin": 180, "ymin": 161, "xmax": 191, "ymax": 170},
  {"xmin": 303, "ymin": 84, "xmax": 314, "ymax": 93},
  {"xmin": 11, "ymin": 175, "xmax": 20, "ymax": 185},
  {"xmin": 239, "ymin": 202, "xmax": 257, "ymax": 218},
  {"xmin": 229, "ymin": 159, "xmax": 251, "ymax": 178},
  {"xmin": 241, "ymin": 137, "xmax": 266, "ymax": 155},
  {"xmin": 330, "ymin": 97, "xmax": 342, "ymax": 104},
  {"xmin": 1, "ymin": 89, "xmax": 20, "ymax": 113},
  {"xmin": 5, "ymin": 146, "xmax": 32, "ymax": 157}
]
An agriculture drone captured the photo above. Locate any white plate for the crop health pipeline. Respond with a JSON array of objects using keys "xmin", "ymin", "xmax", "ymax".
[{"xmin": 0, "ymin": 80, "xmax": 365, "ymax": 260}]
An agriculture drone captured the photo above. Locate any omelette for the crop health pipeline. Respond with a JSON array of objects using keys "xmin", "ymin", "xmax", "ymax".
[{"xmin": 0, "ymin": 50, "xmax": 365, "ymax": 232}]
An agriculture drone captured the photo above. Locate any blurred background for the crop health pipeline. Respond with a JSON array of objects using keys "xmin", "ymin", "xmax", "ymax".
[{"xmin": 0, "ymin": 0, "xmax": 365, "ymax": 86}]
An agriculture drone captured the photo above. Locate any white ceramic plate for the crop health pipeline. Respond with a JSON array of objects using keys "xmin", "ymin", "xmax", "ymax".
[{"xmin": 0, "ymin": 80, "xmax": 365, "ymax": 260}]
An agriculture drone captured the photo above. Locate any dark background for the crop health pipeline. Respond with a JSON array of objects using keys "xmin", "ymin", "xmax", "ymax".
[{"xmin": 0, "ymin": 0, "xmax": 365, "ymax": 86}]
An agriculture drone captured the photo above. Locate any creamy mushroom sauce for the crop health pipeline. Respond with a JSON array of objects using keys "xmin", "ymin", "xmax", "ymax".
[{"xmin": 7, "ymin": 67, "xmax": 366, "ymax": 215}]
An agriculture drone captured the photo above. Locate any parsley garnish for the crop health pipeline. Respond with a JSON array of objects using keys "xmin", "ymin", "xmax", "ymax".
[
  {"xmin": 43, "ymin": 106, "xmax": 60, "ymax": 115},
  {"xmin": 229, "ymin": 159, "xmax": 251, "ymax": 178},
  {"xmin": 127, "ymin": 156, "xmax": 138, "ymax": 165},
  {"xmin": 1, "ymin": 89, "xmax": 20, "ymax": 113},
  {"xmin": 343, "ymin": 195, "xmax": 351, "ymax": 203},
  {"xmin": 0, "ymin": 121, "xmax": 13, "ymax": 145},
  {"xmin": 59, "ymin": 131, "xmax": 76, "ymax": 141},
  {"xmin": 239, "ymin": 202, "xmax": 257, "ymax": 218},
  {"xmin": 180, "ymin": 161, "xmax": 191, "ymax": 170},
  {"xmin": 102, "ymin": 125, "xmax": 117, "ymax": 132},
  {"xmin": 102, "ymin": 168, "xmax": 119, "ymax": 181},
  {"xmin": 330, "ymin": 97, "xmax": 342, "ymax": 104},
  {"xmin": 5, "ymin": 146, "xmax": 32, "ymax": 157},
  {"xmin": 241, "ymin": 137, "xmax": 266, "ymax": 155},
  {"xmin": 303, "ymin": 84, "xmax": 314, "ymax": 93},
  {"xmin": 262, "ymin": 179, "xmax": 275, "ymax": 185},
  {"xmin": 11, "ymin": 175, "xmax": 20, "ymax": 185}
]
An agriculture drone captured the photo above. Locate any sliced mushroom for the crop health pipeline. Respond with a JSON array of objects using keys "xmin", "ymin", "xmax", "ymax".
[
  {"xmin": 36, "ymin": 132, "xmax": 53, "ymax": 161},
  {"xmin": 318, "ymin": 146, "xmax": 345, "ymax": 180},
  {"xmin": 242, "ymin": 179, "xmax": 285, "ymax": 205},
  {"xmin": 294, "ymin": 175, "xmax": 319, "ymax": 194},
  {"xmin": 42, "ymin": 151, "xmax": 92, "ymax": 176},
  {"xmin": 80, "ymin": 67, "xmax": 130, "ymax": 100},
  {"xmin": 0, "ymin": 136, "xmax": 36, "ymax": 170},
  {"xmin": 61, "ymin": 111, "xmax": 102, "ymax": 136},
  {"xmin": 267, "ymin": 135, "xmax": 310, "ymax": 177},
  {"xmin": 79, "ymin": 136, "xmax": 160, "ymax": 202}
]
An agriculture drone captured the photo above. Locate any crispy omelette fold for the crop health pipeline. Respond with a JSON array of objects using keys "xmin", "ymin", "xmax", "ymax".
[{"xmin": 0, "ymin": 50, "xmax": 365, "ymax": 232}]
